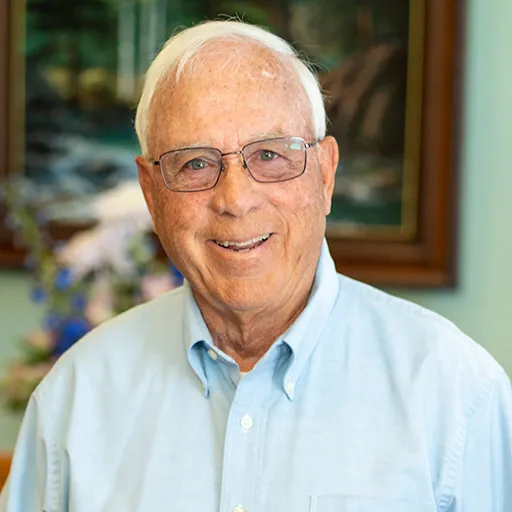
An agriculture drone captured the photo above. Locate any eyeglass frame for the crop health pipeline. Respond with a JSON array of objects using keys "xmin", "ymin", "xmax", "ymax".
[{"xmin": 151, "ymin": 136, "xmax": 320, "ymax": 192}]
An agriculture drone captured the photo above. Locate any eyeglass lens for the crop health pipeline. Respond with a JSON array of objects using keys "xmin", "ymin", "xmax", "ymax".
[{"xmin": 159, "ymin": 137, "xmax": 307, "ymax": 191}]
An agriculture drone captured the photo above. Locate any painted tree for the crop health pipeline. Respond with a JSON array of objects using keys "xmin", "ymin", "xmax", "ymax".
[{"xmin": 27, "ymin": 0, "xmax": 116, "ymax": 104}]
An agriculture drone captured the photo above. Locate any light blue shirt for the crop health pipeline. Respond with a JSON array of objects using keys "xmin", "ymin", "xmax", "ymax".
[{"xmin": 1, "ymin": 241, "xmax": 511, "ymax": 512}]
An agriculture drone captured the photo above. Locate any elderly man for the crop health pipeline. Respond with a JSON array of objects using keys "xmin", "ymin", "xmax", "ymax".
[{"xmin": 1, "ymin": 20, "xmax": 511, "ymax": 512}]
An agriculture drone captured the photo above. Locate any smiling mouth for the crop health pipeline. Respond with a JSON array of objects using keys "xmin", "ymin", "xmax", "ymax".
[{"xmin": 214, "ymin": 233, "xmax": 271, "ymax": 252}]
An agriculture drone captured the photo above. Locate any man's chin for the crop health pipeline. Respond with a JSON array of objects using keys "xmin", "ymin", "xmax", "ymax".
[{"xmin": 209, "ymin": 278, "xmax": 280, "ymax": 313}]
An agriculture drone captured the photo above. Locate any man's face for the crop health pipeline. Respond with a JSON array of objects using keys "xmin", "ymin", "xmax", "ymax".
[{"xmin": 137, "ymin": 42, "xmax": 338, "ymax": 313}]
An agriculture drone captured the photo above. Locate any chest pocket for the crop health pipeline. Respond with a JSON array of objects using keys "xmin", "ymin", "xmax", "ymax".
[{"xmin": 310, "ymin": 495, "xmax": 434, "ymax": 512}]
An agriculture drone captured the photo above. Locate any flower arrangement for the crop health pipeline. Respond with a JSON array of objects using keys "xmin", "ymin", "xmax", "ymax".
[{"xmin": 2, "ymin": 180, "xmax": 182, "ymax": 410}]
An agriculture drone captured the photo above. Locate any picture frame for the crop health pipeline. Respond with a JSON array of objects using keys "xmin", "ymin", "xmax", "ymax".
[
  {"xmin": 0, "ymin": 452, "xmax": 11, "ymax": 490},
  {"xmin": 0, "ymin": 0, "xmax": 463, "ymax": 287}
]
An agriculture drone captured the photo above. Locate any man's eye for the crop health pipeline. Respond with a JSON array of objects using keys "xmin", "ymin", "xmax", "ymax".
[
  {"xmin": 184, "ymin": 159, "xmax": 208, "ymax": 171},
  {"xmin": 259, "ymin": 150, "xmax": 278, "ymax": 161}
]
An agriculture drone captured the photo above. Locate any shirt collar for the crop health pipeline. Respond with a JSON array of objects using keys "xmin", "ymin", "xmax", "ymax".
[
  {"xmin": 279, "ymin": 238, "xmax": 340, "ymax": 400},
  {"xmin": 182, "ymin": 238, "xmax": 340, "ymax": 400},
  {"xmin": 182, "ymin": 281, "xmax": 214, "ymax": 397}
]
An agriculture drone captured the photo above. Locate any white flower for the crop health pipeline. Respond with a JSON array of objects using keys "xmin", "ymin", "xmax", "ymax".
[
  {"xmin": 58, "ymin": 223, "xmax": 137, "ymax": 277},
  {"xmin": 92, "ymin": 181, "xmax": 152, "ymax": 229},
  {"xmin": 141, "ymin": 273, "xmax": 176, "ymax": 302},
  {"xmin": 56, "ymin": 182, "xmax": 156, "ymax": 278}
]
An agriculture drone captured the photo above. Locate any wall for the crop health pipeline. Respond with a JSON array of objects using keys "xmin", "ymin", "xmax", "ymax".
[
  {"xmin": 0, "ymin": 272, "xmax": 44, "ymax": 449},
  {"xmin": 392, "ymin": 0, "xmax": 512, "ymax": 377},
  {"xmin": 0, "ymin": 0, "xmax": 511, "ymax": 449}
]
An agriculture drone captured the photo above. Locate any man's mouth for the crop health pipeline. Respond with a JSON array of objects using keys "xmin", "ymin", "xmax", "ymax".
[{"xmin": 214, "ymin": 233, "xmax": 271, "ymax": 253}]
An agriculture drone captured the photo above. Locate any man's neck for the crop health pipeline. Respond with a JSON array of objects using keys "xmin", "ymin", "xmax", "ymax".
[{"xmin": 192, "ymin": 275, "xmax": 315, "ymax": 372}]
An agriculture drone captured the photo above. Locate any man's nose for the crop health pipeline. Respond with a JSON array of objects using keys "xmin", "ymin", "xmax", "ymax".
[{"xmin": 209, "ymin": 153, "xmax": 264, "ymax": 217}]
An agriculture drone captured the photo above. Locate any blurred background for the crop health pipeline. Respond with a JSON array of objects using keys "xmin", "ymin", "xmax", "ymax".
[{"xmin": 0, "ymin": 0, "xmax": 511, "ymax": 452}]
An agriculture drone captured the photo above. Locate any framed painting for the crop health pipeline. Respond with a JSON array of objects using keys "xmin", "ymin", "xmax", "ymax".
[
  {"xmin": 0, "ymin": 452, "xmax": 11, "ymax": 490},
  {"xmin": 0, "ymin": 0, "xmax": 463, "ymax": 287}
]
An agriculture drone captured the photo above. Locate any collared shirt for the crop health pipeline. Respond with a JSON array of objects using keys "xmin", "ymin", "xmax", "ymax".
[{"xmin": 1, "ymin": 240, "xmax": 511, "ymax": 512}]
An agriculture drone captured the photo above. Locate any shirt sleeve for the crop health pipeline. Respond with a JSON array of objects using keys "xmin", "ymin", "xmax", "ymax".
[
  {"xmin": 447, "ymin": 369, "xmax": 512, "ymax": 512},
  {"xmin": 0, "ymin": 394, "xmax": 54, "ymax": 512}
]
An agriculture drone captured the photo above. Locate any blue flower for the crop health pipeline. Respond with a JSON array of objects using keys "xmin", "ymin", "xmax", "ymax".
[
  {"xmin": 169, "ymin": 261, "xmax": 184, "ymax": 285},
  {"xmin": 43, "ymin": 312, "xmax": 61, "ymax": 330},
  {"xmin": 31, "ymin": 285, "xmax": 47, "ymax": 303},
  {"xmin": 54, "ymin": 268, "xmax": 73, "ymax": 291},
  {"xmin": 71, "ymin": 293, "xmax": 87, "ymax": 312},
  {"xmin": 53, "ymin": 317, "xmax": 91, "ymax": 356}
]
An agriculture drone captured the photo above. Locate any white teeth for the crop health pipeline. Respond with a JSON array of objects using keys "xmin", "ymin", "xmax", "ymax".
[{"xmin": 215, "ymin": 233, "xmax": 270, "ymax": 248}]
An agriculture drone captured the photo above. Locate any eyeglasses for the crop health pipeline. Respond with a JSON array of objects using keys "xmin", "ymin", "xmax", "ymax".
[{"xmin": 152, "ymin": 136, "xmax": 319, "ymax": 192}]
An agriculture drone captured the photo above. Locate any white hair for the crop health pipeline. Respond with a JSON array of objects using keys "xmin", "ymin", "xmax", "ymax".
[{"xmin": 135, "ymin": 20, "xmax": 327, "ymax": 157}]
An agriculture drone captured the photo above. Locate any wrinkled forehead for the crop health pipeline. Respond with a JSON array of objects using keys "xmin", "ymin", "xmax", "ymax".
[{"xmin": 147, "ymin": 39, "xmax": 311, "ymax": 151}]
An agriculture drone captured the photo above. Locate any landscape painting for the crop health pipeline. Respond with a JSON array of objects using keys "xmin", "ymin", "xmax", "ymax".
[{"xmin": 13, "ymin": 0, "xmax": 420, "ymax": 235}]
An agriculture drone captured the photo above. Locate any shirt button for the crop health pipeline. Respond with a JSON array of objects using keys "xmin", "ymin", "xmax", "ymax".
[
  {"xmin": 240, "ymin": 414, "xmax": 253, "ymax": 431},
  {"xmin": 207, "ymin": 349, "xmax": 218, "ymax": 360},
  {"xmin": 285, "ymin": 379, "xmax": 295, "ymax": 396},
  {"xmin": 233, "ymin": 506, "xmax": 246, "ymax": 512}
]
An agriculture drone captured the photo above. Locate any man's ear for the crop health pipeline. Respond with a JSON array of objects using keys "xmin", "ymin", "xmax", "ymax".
[
  {"xmin": 136, "ymin": 155, "xmax": 157, "ymax": 231},
  {"xmin": 318, "ymin": 135, "xmax": 339, "ymax": 216}
]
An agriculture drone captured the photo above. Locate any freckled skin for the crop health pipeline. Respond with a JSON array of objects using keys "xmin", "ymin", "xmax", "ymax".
[{"xmin": 137, "ymin": 41, "xmax": 338, "ymax": 370}]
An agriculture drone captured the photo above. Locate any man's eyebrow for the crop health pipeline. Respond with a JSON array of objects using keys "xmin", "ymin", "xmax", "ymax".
[
  {"xmin": 177, "ymin": 141, "xmax": 212, "ymax": 149},
  {"xmin": 171, "ymin": 131, "xmax": 289, "ymax": 150},
  {"xmin": 249, "ymin": 130, "xmax": 287, "ymax": 141}
]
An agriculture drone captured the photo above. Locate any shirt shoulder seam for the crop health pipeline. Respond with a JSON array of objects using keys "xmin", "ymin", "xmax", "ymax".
[
  {"xmin": 436, "ymin": 368, "xmax": 504, "ymax": 511},
  {"xmin": 27, "ymin": 392, "xmax": 61, "ymax": 511}
]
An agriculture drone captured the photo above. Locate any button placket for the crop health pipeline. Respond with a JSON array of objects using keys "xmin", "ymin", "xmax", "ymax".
[
  {"xmin": 219, "ymin": 382, "xmax": 259, "ymax": 512},
  {"xmin": 219, "ymin": 345, "xmax": 282, "ymax": 512}
]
